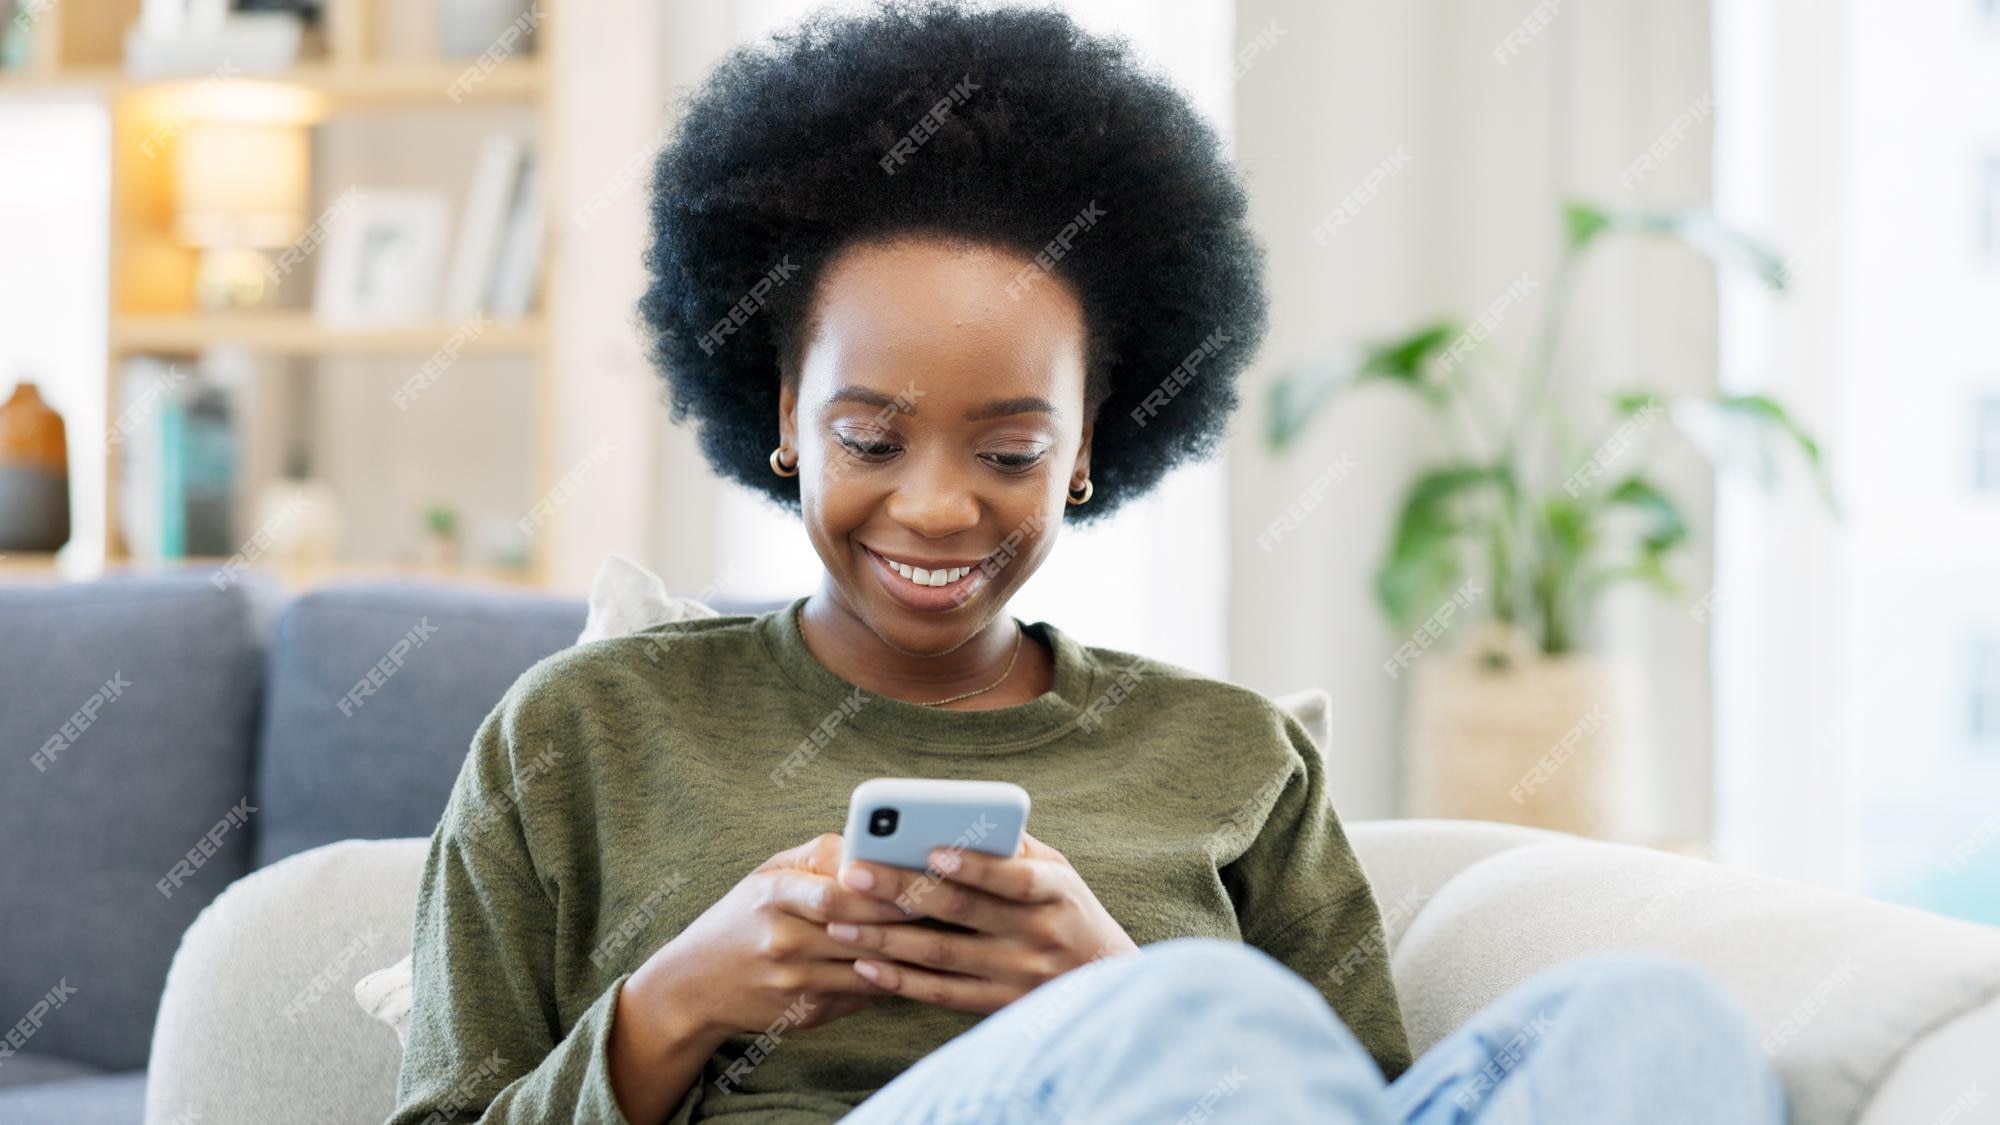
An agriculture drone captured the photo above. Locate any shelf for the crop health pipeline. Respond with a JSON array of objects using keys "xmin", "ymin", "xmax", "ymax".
[
  {"xmin": 0, "ymin": 59, "xmax": 547, "ymax": 109},
  {"xmin": 172, "ymin": 556, "xmax": 545, "ymax": 590},
  {"xmin": 0, "ymin": 550, "xmax": 544, "ymax": 590},
  {"xmin": 110, "ymin": 310, "xmax": 545, "ymax": 356}
]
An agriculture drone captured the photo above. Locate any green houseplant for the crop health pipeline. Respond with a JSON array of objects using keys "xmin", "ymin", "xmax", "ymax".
[{"xmin": 1266, "ymin": 200, "xmax": 1836, "ymax": 835}]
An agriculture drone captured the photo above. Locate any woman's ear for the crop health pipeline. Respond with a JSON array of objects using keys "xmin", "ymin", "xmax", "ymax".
[{"xmin": 777, "ymin": 374, "xmax": 798, "ymax": 448}]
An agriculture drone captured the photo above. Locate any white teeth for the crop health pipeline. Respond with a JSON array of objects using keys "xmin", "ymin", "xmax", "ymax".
[{"xmin": 877, "ymin": 551, "xmax": 974, "ymax": 587}]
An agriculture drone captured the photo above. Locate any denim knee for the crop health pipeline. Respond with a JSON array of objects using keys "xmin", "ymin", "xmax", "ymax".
[
  {"xmin": 1123, "ymin": 936, "xmax": 1331, "ymax": 1013},
  {"xmin": 1543, "ymin": 952, "xmax": 1762, "ymax": 1048}
]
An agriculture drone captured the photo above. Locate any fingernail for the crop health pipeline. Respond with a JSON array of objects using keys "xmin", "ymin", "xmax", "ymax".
[
  {"xmin": 854, "ymin": 960, "xmax": 881, "ymax": 981},
  {"xmin": 828, "ymin": 922, "xmax": 860, "ymax": 941},
  {"xmin": 843, "ymin": 865, "xmax": 875, "ymax": 891}
]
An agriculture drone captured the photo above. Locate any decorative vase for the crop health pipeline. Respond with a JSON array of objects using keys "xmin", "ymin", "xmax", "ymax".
[
  {"xmin": 0, "ymin": 381, "xmax": 71, "ymax": 553},
  {"xmin": 1402, "ymin": 621, "xmax": 1643, "ymax": 839},
  {"xmin": 248, "ymin": 475, "xmax": 341, "ymax": 569}
]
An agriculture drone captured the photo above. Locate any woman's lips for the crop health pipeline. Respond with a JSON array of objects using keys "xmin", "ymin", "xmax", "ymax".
[{"xmin": 862, "ymin": 543, "xmax": 993, "ymax": 612}]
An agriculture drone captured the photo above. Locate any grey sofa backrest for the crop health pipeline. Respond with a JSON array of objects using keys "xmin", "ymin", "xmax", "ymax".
[
  {"xmin": 0, "ymin": 573, "xmax": 272, "ymax": 1072},
  {"xmin": 250, "ymin": 581, "xmax": 587, "ymax": 869},
  {"xmin": 248, "ymin": 580, "xmax": 791, "ymax": 867}
]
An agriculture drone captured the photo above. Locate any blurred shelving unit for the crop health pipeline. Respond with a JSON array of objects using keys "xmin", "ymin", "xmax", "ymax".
[{"xmin": 0, "ymin": 0, "xmax": 563, "ymax": 588}]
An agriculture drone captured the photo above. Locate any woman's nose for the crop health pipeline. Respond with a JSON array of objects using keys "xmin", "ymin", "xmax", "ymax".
[{"xmin": 883, "ymin": 460, "xmax": 981, "ymax": 538}]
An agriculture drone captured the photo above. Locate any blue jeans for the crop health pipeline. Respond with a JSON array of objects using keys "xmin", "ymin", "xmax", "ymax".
[{"xmin": 840, "ymin": 937, "xmax": 1787, "ymax": 1124}]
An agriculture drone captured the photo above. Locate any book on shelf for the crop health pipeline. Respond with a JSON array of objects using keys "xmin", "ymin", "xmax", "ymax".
[
  {"xmin": 441, "ymin": 132, "xmax": 523, "ymax": 318},
  {"xmin": 487, "ymin": 147, "xmax": 545, "ymax": 319},
  {"xmin": 117, "ymin": 358, "xmax": 239, "ymax": 562},
  {"xmin": 440, "ymin": 133, "xmax": 545, "ymax": 321}
]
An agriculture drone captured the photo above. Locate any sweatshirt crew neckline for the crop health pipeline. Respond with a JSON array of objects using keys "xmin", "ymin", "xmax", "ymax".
[{"xmin": 755, "ymin": 594, "xmax": 1098, "ymax": 753}]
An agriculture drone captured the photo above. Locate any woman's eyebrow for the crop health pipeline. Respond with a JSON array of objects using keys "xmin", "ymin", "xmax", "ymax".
[
  {"xmin": 964, "ymin": 395, "xmax": 1058, "ymax": 421},
  {"xmin": 825, "ymin": 386, "xmax": 1057, "ymax": 421}
]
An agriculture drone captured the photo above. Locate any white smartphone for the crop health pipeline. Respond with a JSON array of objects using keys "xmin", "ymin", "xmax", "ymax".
[{"xmin": 842, "ymin": 777, "xmax": 1031, "ymax": 872}]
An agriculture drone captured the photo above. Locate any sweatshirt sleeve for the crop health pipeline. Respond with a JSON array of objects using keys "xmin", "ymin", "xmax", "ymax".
[
  {"xmin": 1219, "ymin": 706, "xmax": 1413, "ymax": 1082},
  {"xmin": 384, "ymin": 706, "xmax": 652, "ymax": 1125}
]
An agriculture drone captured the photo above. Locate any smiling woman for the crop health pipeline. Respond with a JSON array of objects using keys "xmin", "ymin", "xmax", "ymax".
[
  {"xmin": 636, "ymin": 0, "xmax": 1265, "ymax": 704},
  {"xmin": 383, "ymin": 4, "xmax": 1786, "ymax": 1125}
]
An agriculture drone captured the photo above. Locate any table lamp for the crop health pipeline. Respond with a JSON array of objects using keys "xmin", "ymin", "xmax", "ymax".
[{"xmin": 174, "ymin": 121, "xmax": 309, "ymax": 309}]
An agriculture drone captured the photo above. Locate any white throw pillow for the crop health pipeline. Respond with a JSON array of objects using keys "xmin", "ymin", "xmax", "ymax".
[{"xmin": 355, "ymin": 553, "xmax": 1334, "ymax": 1047}]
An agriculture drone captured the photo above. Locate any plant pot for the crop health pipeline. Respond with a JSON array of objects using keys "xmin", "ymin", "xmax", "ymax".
[{"xmin": 1402, "ymin": 622, "xmax": 1640, "ymax": 839}]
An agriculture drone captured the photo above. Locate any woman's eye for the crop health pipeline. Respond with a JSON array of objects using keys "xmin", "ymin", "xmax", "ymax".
[
  {"xmin": 986, "ymin": 451, "xmax": 1045, "ymax": 471},
  {"xmin": 836, "ymin": 435, "xmax": 899, "ymax": 459}
]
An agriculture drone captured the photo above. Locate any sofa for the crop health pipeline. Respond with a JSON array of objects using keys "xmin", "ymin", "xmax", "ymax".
[
  {"xmin": 0, "ymin": 570, "xmax": 784, "ymax": 1124},
  {"xmin": 2, "ymin": 573, "xmax": 1996, "ymax": 1124}
]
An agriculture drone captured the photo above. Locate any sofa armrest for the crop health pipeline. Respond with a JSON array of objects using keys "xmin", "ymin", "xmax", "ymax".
[
  {"xmin": 1345, "ymin": 818, "xmax": 1564, "ymax": 952},
  {"xmin": 1387, "ymin": 835, "xmax": 2000, "ymax": 1125},
  {"xmin": 1858, "ymin": 997, "xmax": 2000, "ymax": 1125},
  {"xmin": 145, "ymin": 838, "xmax": 430, "ymax": 1125}
]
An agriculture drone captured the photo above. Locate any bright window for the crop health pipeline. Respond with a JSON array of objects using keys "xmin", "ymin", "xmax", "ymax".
[{"xmin": 1714, "ymin": 0, "xmax": 2000, "ymax": 925}]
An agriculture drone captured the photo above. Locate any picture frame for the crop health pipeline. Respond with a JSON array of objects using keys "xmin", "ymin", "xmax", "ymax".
[{"xmin": 312, "ymin": 190, "xmax": 452, "ymax": 327}]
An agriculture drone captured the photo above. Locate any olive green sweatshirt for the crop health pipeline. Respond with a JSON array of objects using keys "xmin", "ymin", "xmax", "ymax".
[{"xmin": 386, "ymin": 595, "xmax": 1410, "ymax": 1125}]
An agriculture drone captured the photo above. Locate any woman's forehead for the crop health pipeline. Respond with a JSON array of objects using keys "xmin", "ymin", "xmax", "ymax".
[{"xmin": 798, "ymin": 240, "xmax": 1089, "ymax": 411}]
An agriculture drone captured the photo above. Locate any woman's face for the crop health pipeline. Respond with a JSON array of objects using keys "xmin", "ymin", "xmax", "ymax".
[{"xmin": 778, "ymin": 237, "xmax": 1095, "ymax": 656}]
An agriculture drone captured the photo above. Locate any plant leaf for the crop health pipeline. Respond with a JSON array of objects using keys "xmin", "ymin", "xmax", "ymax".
[
  {"xmin": 1374, "ymin": 465, "xmax": 1504, "ymax": 630},
  {"xmin": 1563, "ymin": 201, "xmax": 1612, "ymax": 252},
  {"xmin": 1584, "ymin": 554, "xmax": 1682, "ymax": 599},
  {"xmin": 1602, "ymin": 475, "xmax": 1690, "ymax": 553},
  {"xmin": 1370, "ymin": 322, "xmax": 1461, "ymax": 384},
  {"xmin": 1606, "ymin": 208, "xmax": 1789, "ymax": 291},
  {"xmin": 1665, "ymin": 392, "xmax": 1840, "ymax": 512},
  {"xmin": 1576, "ymin": 475, "xmax": 1691, "ymax": 603},
  {"xmin": 1267, "ymin": 321, "xmax": 1463, "ymax": 451},
  {"xmin": 1610, "ymin": 390, "xmax": 1667, "ymax": 416}
]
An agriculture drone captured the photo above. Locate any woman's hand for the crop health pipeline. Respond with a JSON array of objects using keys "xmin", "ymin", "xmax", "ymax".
[
  {"xmin": 630, "ymin": 832, "xmax": 908, "ymax": 1045},
  {"xmin": 824, "ymin": 830, "xmax": 1140, "ymax": 1014}
]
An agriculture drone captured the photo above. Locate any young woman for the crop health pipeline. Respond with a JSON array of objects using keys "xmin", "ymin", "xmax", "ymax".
[{"xmin": 388, "ymin": 4, "xmax": 1787, "ymax": 1123}]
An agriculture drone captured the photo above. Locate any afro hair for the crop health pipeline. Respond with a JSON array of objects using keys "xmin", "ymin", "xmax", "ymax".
[{"xmin": 638, "ymin": 0, "xmax": 1268, "ymax": 526}]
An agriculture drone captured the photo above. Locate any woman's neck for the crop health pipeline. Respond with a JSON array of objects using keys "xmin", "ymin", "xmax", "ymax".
[{"xmin": 798, "ymin": 585, "xmax": 1053, "ymax": 709}]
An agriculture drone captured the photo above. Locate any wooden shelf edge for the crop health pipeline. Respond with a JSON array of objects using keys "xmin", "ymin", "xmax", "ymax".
[
  {"xmin": 1, "ymin": 551, "xmax": 545, "ymax": 590},
  {"xmin": 0, "ymin": 58, "xmax": 547, "ymax": 107},
  {"xmin": 109, "ymin": 311, "xmax": 545, "ymax": 356}
]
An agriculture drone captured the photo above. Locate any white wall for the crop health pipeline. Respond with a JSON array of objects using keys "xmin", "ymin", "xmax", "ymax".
[{"xmin": 1229, "ymin": 0, "xmax": 1433, "ymax": 819}]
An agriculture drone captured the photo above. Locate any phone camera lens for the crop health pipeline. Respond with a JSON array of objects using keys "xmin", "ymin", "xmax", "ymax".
[{"xmin": 868, "ymin": 808, "xmax": 899, "ymax": 837}]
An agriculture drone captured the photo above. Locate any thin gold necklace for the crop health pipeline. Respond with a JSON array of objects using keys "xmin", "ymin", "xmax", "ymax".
[{"xmin": 913, "ymin": 622, "xmax": 1024, "ymax": 707}]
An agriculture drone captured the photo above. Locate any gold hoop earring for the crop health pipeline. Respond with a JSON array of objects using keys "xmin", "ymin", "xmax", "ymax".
[
  {"xmin": 1067, "ymin": 478, "xmax": 1093, "ymax": 505},
  {"xmin": 769, "ymin": 446, "xmax": 798, "ymax": 477}
]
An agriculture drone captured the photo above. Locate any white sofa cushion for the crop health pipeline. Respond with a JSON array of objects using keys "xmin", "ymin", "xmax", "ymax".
[
  {"xmin": 1387, "ymin": 836, "xmax": 2000, "ymax": 1125},
  {"xmin": 146, "ymin": 838, "xmax": 430, "ymax": 1125},
  {"xmin": 1345, "ymin": 818, "xmax": 1560, "ymax": 951}
]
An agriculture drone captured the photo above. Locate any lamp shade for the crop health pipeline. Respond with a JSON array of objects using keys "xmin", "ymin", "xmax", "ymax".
[{"xmin": 174, "ymin": 122, "xmax": 309, "ymax": 249}]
